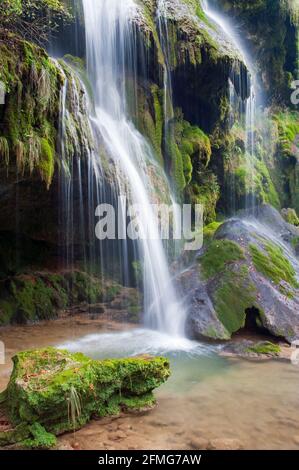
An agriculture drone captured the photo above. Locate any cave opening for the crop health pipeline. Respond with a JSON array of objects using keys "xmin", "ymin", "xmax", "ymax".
[
  {"xmin": 244, "ymin": 307, "xmax": 265, "ymax": 333},
  {"xmin": 233, "ymin": 306, "xmax": 270, "ymax": 338}
]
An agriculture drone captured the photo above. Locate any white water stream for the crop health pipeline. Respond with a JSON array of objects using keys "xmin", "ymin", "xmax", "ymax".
[
  {"xmin": 202, "ymin": 0, "xmax": 257, "ymax": 211},
  {"xmin": 81, "ymin": 0, "xmax": 186, "ymax": 337}
]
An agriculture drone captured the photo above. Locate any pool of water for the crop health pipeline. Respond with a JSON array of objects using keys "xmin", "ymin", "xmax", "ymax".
[{"xmin": 58, "ymin": 328, "xmax": 299, "ymax": 450}]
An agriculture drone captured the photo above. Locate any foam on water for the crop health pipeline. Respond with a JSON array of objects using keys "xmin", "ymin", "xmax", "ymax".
[{"xmin": 58, "ymin": 328, "xmax": 217, "ymax": 359}]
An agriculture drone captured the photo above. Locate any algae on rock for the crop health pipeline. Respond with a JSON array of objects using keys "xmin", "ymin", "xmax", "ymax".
[{"xmin": 0, "ymin": 347, "xmax": 170, "ymax": 448}]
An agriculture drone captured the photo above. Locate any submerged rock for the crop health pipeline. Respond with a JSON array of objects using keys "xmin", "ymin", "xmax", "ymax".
[
  {"xmin": 208, "ymin": 438, "xmax": 243, "ymax": 451},
  {"xmin": 0, "ymin": 348, "xmax": 170, "ymax": 449},
  {"xmin": 220, "ymin": 340, "xmax": 290, "ymax": 360},
  {"xmin": 183, "ymin": 205, "xmax": 299, "ymax": 342}
]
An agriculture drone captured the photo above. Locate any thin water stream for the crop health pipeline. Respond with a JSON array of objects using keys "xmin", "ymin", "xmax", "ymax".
[{"xmin": 202, "ymin": 0, "xmax": 257, "ymax": 211}]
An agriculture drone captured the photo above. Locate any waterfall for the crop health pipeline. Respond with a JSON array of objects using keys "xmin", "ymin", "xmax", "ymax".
[
  {"xmin": 285, "ymin": 0, "xmax": 299, "ymax": 79},
  {"xmin": 156, "ymin": 0, "xmax": 174, "ymax": 141},
  {"xmin": 202, "ymin": 0, "xmax": 257, "ymax": 212},
  {"xmin": 68, "ymin": 0, "xmax": 186, "ymax": 336}
]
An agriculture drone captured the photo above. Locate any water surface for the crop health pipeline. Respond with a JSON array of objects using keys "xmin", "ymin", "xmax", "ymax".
[{"xmin": 59, "ymin": 328, "xmax": 299, "ymax": 450}]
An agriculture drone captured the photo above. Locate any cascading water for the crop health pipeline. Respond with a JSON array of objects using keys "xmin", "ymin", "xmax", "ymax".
[
  {"xmin": 73, "ymin": 0, "xmax": 187, "ymax": 337},
  {"xmin": 202, "ymin": 0, "xmax": 257, "ymax": 212},
  {"xmin": 156, "ymin": 0, "xmax": 174, "ymax": 147},
  {"xmin": 286, "ymin": 0, "xmax": 299, "ymax": 79}
]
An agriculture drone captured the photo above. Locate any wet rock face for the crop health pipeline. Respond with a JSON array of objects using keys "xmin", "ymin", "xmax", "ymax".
[
  {"xmin": 182, "ymin": 205, "xmax": 299, "ymax": 342},
  {"xmin": 210, "ymin": 0, "xmax": 297, "ymax": 105},
  {"xmin": 135, "ymin": 0, "xmax": 248, "ymax": 132},
  {"xmin": 0, "ymin": 1, "xmax": 250, "ymax": 259},
  {"xmin": 0, "ymin": 269, "xmax": 142, "ymax": 326}
]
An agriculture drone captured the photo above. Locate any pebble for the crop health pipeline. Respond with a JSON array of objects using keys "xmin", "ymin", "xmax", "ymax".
[
  {"xmin": 208, "ymin": 438, "xmax": 243, "ymax": 450},
  {"xmin": 189, "ymin": 437, "xmax": 209, "ymax": 450},
  {"xmin": 109, "ymin": 430, "xmax": 127, "ymax": 441},
  {"xmin": 71, "ymin": 442, "xmax": 80, "ymax": 450}
]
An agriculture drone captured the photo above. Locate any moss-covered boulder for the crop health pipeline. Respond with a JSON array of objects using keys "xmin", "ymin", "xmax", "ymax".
[
  {"xmin": 220, "ymin": 340, "xmax": 283, "ymax": 359},
  {"xmin": 0, "ymin": 348, "xmax": 170, "ymax": 448},
  {"xmin": 182, "ymin": 205, "xmax": 299, "ymax": 342},
  {"xmin": 0, "ymin": 269, "xmax": 140, "ymax": 326}
]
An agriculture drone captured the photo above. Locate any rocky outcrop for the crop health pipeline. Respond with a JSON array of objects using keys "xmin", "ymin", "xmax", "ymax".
[
  {"xmin": 128, "ymin": 0, "xmax": 250, "ymax": 219},
  {"xmin": 0, "ymin": 269, "xmax": 142, "ymax": 326},
  {"xmin": 183, "ymin": 205, "xmax": 299, "ymax": 342},
  {"xmin": 0, "ymin": 348, "xmax": 170, "ymax": 448},
  {"xmin": 0, "ymin": 34, "xmax": 95, "ymax": 245}
]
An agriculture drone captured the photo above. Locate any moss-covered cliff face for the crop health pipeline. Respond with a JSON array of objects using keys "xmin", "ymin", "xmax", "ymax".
[
  {"xmin": 271, "ymin": 110, "xmax": 299, "ymax": 213},
  {"xmin": 0, "ymin": 0, "xmax": 299, "ymax": 328},
  {"xmin": 210, "ymin": 0, "xmax": 298, "ymax": 106},
  {"xmin": 0, "ymin": 32, "xmax": 96, "ymax": 248},
  {"xmin": 0, "ymin": 2, "xmax": 298, "ymax": 233},
  {"xmin": 0, "ymin": 34, "xmax": 62, "ymax": 189},
  {"xmin": 126, "ymin": 0, "xmax": 250, "ymax": 219}
]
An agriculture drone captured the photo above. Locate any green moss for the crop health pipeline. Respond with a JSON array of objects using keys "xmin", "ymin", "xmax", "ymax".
[
  {"xmin": 0, "ymin": 36, "xmax": 61, "ymax": 186},
  {"xmin": 0, "ymin": 270, "xmax": 123, "ymax": 326},
  {"xmin": 0, "ymin": 136, "xmax": 10, "ymax": 165},
  {"xmin": 199, "ymin": 239, "xmax": 245, "ymax": 279},
  {"xmin": 249, "ymin": 241, "xmax": 299, "ymax": 288},
  {"xmin": 273, "ymin": 111, "xmax": 299, "ymax": 158},
  {"xmin": 214, "ymin": 266, "xmax": 257, "ymax": 335},
  {"xmin": 11, "ymin": 276, "xmax": 56, "ymax": 322},
  {"xmin": 245, "ymin": 341, "xmax": 281, "ymax": 356},
  {"xmin": 150, "ymin": 84, "xmax": 164, "ymax": 160},
  {"xmin": 127, "ymin": 80, "xmax": 164, "ymax": 166},
  {"xmin": 222, "ymin": 117, "xmax": 282, "ymax": 211},
  {"xmin": 282, "ymin": 208, "xmax": 299, "ymax": 226},
  {"xmin": 0, "ymin": 423, "xmax": 31, "ymax": 447},
  {"xmin": 0, "ymin": 347, "xmax": 170, "ymax": 448},
  {"xmin": 168, "ymin": 114, "xmax": 212, "ymax": 195},
  {"xmin": 254, "ymin": 158, "xmax": 281, "ymax": 209},
  {"xmin": 186, "ymin": 175, "xmax": 220, "ymax": 224},
  {"xmin": 291, "ymin": 236, "xmax": 299, "ymax": 248},
  {"xmin": 22, "ymin": 423, "xmax": 57, "ymax": 450},
  {"xmin": 168, "ymin": 136, "xmax": 186, "ymax": 195},
  {"xmin": 0, "ymin": 299, "xmax": 15, "ymax": 325},
  {"xmin": 181, "ymin": 122, "xmax": 212, "ymax": 169},
  {"xmin": 38, "ymin": 138, "xmax": 55, "ymax": 189},
  {"xmin": 203, "ymin": 221, "xmax": 223, "ymax": 243}
]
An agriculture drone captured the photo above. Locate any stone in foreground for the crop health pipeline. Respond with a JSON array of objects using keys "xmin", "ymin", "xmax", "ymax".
[{"xmin": 0, "ymin": 348, "xmax": 170, "ymax": 448}]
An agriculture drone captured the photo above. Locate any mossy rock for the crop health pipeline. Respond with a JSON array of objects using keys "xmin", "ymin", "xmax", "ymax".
[
  {"xmin": 245, "ymin": 341, "xmax": 281, "ymax": 357},
  {"xmin": 281, "ymin": 208, "xmax": 299, "ymax": 227},
  {"xmin": 186, "ymin": 207, "xmax": 299, "ymax": 342},
  {"xmin": 0, "ymin": 348, "xmax": 170, "ymax": 448},
  {"xmin": 199, "ymin": 239, "xmax": 245, "ymax": 280},
  {"xmin": 249, "ymin": 241, "xmax": 299, "ymax": 290},
  {"xmin": 196, "ymin": 239, "xmax": 258, "ymax": 337},
  {"xmin": 0, "ymin": 270, "xmax": 123, "ymax": 326}
]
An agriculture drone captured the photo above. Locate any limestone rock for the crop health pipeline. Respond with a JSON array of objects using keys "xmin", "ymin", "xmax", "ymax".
[{"xmin": 183, "ymin": 205, "xmax": 299, "ymax": 342}]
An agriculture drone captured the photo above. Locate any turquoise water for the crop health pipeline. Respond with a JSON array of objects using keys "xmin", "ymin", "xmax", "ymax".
[{"xmin": 59, "ymin": 328, "xmax": 299, "ymax": 449}]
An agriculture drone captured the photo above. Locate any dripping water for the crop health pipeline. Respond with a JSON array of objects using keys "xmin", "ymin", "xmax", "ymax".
[{"xmin": 202, "ymin": 0, "xmax": 257, "ymax": 212}]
